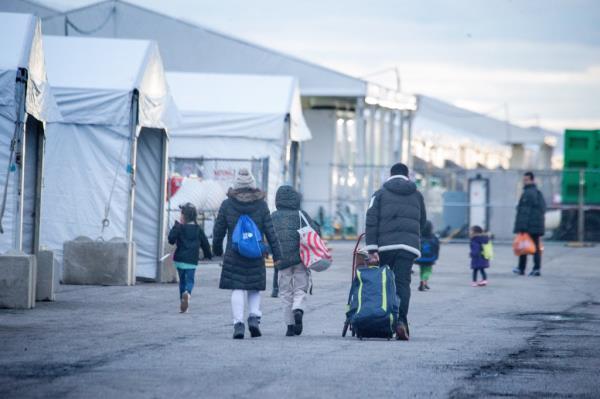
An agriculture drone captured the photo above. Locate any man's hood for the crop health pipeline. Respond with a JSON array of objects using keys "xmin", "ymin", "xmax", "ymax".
[
  {"xmin": 275, "ymin": 185, "xmax": 301, "ymax": 210},
  {"xmin": 383, "ymin": 176, "xmax": 417, "ymax": 196}
]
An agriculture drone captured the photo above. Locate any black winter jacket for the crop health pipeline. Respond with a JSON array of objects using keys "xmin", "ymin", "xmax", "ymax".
[
  {"xmin": 365, "ymin": 175, "xmax": 427, "ymax": 258},
  {"xmin": 271, "ymin": 185, "xmax": 321, "ymax": 270},
  {"xmin": 168, "ymin": 222, "xmax": 212, "ymax": 265},
  {"xmin": 213, "ymin": 188, "xmax": 282, "ymax": 291},
  {"xmin": 514, "ymin": 183, "xmax": 546, "ymax": 235}
]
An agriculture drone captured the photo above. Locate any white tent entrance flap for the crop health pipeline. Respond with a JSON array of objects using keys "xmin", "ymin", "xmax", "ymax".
[
  {"xmin": 133, "ymin": 128, "xmax": 166, "ymax": 280},
  {"xmin": 166, "ymin": 72, "xmax": 312, "ymax": 209},
  {"xmin": 0, "ymin": 13, "xmax": 60, "ymax": 254},
  {"xmin": 41, "ymin": 35, "xmax": 178, "ymax": 281}
]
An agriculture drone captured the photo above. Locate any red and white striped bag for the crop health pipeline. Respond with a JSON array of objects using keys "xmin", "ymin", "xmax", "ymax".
[{"xmin": 298, "ymin": 211, "xmax": 332, "ymax": 272}]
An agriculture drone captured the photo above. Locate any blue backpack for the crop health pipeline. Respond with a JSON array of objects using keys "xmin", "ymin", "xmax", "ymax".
[
  {"xmin": 344, "ymin": 266, "xmax": 399, "ymax": 339},
  {"xmin": 416, "ymin": 236, "xmax": 440, "ymax": 264},
  {"xmin": 232, "ymin": 215, "xmax": 265, "ymax": 259}
]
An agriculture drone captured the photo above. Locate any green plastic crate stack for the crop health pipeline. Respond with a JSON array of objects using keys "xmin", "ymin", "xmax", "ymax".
[{"xmin": 562, "ymin": 129, "xmax": 600, "ymax": 204}]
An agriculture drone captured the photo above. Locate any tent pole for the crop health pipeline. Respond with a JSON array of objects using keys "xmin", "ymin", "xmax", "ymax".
[
  {"xmin": 355, "ymin": 98, "xmax": 366, "ymax": 234},
  {"xmin": 126, "ymin": 91, "xmax": 139, "ymax": 244},
  {"xmin": 14, "ymin": 69, "xmax": 28, "ymax": 252},
  {"xmin": 156, "ymin": 130, "xmax": 169, "ymax": 282}
]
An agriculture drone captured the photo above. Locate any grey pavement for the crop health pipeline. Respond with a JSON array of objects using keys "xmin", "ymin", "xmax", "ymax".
[{"xmin": 1, "ymin": 242, "xmax": 599, "ymax": 398}]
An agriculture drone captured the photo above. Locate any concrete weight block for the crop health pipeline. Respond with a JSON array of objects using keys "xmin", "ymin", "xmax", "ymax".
[
  {"xmin": 36, "ymin": 250, "xmax": 57, "ymax": 301},
  {"xmin": 0, "ymin": 254, "xmax": 37, "ymax": 309},
  {"xmin": 63, "ymin": 237, "xmax": 136, "ymax": 286},
  {"xmin": 158, "ymin": 241, "xmax": 178, "ymax": 283}
]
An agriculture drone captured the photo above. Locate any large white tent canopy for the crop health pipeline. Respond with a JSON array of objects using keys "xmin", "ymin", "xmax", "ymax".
[
  {"xmin": 43, "ymin": 35, "xmax": 179, "ymax": 128},
  {"xmin": 167, "ymin": 71, "xmax": 311, "ymax": 208},
  {"xmin": 0, "ymin": 12, "xmax": 60, "ymax": 254},
  {"xmin": 41, "ymin": 35, "xmax": 179, "ymax": 279},
  {"xmin": 0, "ymin": 12, "xmax": 60, "ymax": 123}
]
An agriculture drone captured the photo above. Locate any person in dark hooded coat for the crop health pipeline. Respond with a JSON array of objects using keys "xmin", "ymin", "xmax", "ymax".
[
  {"xmin": 213, "ymin": 169, "xmax": 282, "ymax": 340},
  {"xmin": 513, "ymin": 171, "xmax": 546, "ymax": 276},
  {"xmin": 271, "ymin": 185, "xmax": 321, "ymax": 336},
  {"xmin": 365, "ymin": 162, "xmax": 427, "ymax": 341}
]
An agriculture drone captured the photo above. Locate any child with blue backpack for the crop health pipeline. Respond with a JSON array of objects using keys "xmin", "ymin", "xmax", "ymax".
[
  {"xmin": 415, "ymin": 220, "xmax": 440, "ymax": 291},
  {"xmin": 213, "ymin": 169, "xmax": 282, "ymax": 339},
  {"xmin": 168, "ymin": 202, "xmax": 212, "ymax": 313}
]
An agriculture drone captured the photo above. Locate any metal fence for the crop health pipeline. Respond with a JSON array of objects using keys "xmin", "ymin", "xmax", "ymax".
[
  {"xmin": 167, "ymin": 157, "xmax": 269, "ymax": 238},
  {"xmin": 326, "ymin": 165, "xmax": 600, "ymax": 242}
]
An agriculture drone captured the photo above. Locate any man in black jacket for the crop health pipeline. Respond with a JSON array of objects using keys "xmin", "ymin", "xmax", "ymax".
[
  {"xmin": 365, "ymin": 163, "xmax": 427, "ymax": 340},
  {"xmin": 513, "ymin": 171, "xmax": 546, "ymax": 276}
]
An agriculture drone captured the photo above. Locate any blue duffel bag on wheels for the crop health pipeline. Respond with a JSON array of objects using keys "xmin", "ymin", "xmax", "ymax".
[{"xmin": 343, "ymin": 234, "xmax": 400, "ymax": 340}]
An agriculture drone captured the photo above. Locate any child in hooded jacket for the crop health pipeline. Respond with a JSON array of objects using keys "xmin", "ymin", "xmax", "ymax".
[
  {"xmin": 415, "ymin": 220, "xmax": 440, "ymax": 291},
  {"xmin": 470, "ymin": 225, "xmax": 490, "ymax": 287},
  {"xmin": 168, "ymin": 203, "xmax": 212, "ymax": 313},
  {"xmin": 271, "ymin": 185, "xmax": 321, "ymax": 337}
]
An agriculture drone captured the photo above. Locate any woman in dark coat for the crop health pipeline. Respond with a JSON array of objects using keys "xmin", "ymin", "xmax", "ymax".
[{"xmin": 212, "ymin": 168, "xmax": 281, "ymax": 339}]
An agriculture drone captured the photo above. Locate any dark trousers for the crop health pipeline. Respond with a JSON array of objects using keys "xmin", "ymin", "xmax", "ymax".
[
  {"xmin": 518, "ymin": 234, "xmax": 542, "ymax": 272},
  {"xmin": 177, "ymin": 268, "xmax": 196, "ymax": 299},
  {"xmin": 472, "ymin": 268, "xmax": 487, "ymax": 281},
  {"xmin": 272, "ymin": 268, "xmax": 279, "ymax": 291},
  {"xmin": 379, "ymin": 250, "xmax": 415, "ymax": 329}
]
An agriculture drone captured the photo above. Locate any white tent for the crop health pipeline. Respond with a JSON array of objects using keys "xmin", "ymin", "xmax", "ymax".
[
  {"xmin": 0, "ymin": 12, "xmax": 60, "ymax": 254},
  {"xmin": 41, "ymin": 35, "xmax": 179, "ymax": 280},
  {"xmin": 167, "ymin": 72, "xmax": 311, "ymax": 209}
]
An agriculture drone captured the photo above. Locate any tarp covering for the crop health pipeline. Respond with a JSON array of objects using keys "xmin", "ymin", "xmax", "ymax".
[
  {"xmin": 167, "ymin": 72, "xmax": 310, "ymax": 141},
  {"xmin": 43, "ymin": 35, "xmax": 179, "ymax": 128},
  {"xmin": 41, "ymin": 35, "xmax": 178, "ymax": 279},
  {"xmin": 167, "ymin": 72, "xmax": 312, "ymax": 208},
  {"xmin": 0, "ymin": 12, "xmax": 60, "ymax": 123},
  {"xmin": 417, "ymin": 95, "xmax": 559, "ymax": 146},
  {"xmin": 0, "ymin": 12, "xmax": 59, "ymax": 253},
  {"xmin": 24, "ymin": 0, "xmax": 417, "ymax": 108}
]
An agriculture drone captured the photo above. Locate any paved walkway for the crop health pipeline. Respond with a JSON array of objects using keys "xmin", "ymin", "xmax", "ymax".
[{"xmin": 1, "ymin": 242, "xmax": 599, "ymax": 398}]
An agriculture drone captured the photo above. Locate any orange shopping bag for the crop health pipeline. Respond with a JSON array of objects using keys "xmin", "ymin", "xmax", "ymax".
[{"xmin": 513, "ymin": 233, "xmax": 536, "ymax": 256}]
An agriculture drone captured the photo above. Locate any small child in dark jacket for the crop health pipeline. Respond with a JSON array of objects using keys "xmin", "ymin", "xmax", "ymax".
[
  {"xmin": 415, "ymin": 220, "xmax": 440, "ymax": 291},
  {"xmin": 168, "ymin": 202, "xmax": 212, "ymax": 313},
  {"xmin": 470, "ymin": 225, "xmax": 490, "ymax": 287}
]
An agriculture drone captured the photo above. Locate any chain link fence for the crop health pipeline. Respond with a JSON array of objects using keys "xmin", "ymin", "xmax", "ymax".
[
  {"xmin": 326, "ymin": 164, "xmax": 600, "ymax": 242},
  {"xmin": 167, "ymin": 157, "xmax": 269, "ymax": 238}
]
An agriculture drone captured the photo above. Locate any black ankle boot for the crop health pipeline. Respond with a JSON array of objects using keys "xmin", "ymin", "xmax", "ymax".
[
  {"xmin": 248, "ymin": 315, "xmax": 262, "ymax": 338},
  {"xmin": 286, "ymin": 325, "xmax": 295, "ymax": 336},
  {"xmin": 293, "ymin": 309, "xmax": 304, "ymax": 336},
  {"xmin": 233, "ymin": 322, "xmax": 245, "ymax": 339}
]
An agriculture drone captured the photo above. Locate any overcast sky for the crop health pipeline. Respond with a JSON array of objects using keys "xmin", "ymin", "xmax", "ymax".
[{"xmin": 39, "ymin": 0, "xmax": 600, "ymax": 132}]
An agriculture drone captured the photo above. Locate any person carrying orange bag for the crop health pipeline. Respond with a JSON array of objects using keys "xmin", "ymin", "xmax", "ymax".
[
  {"xmin": 513, "ymin": 233, "xmax": 536, "ymax": 256},
  {"xmin": 512, "ymin": 172, "xmax": 546, "ymax": 276}
]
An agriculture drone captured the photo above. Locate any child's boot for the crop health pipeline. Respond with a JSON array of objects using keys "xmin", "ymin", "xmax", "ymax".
[
  {"xmin": 286, "ymin": 325, "xmax": 295, "ymax": 336},
  {"xmin": 293, "ymin": 309, "xmax": 304, "ymax": 335},
  {"xmin": 180, "ymin": 291, "xmax": 190, "ymax": 313},
  {"xmin": 233, "ymin": 322, "xmax": 245, "ymax": 339},
  {"xmin": 418, "ymin": 282, "xmax": 425, "ymax": 291},
  {"xmin": 248, "ymin": 315, "xmax": 262, "ymax": 338}
]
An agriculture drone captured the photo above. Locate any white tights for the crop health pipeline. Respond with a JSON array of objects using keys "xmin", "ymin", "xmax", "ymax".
[{"xmin": 231, "ymin": 290, "xmax": 261, "ymax": 325}]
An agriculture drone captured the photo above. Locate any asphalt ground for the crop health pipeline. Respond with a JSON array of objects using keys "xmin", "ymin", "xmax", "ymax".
[{"xmin": 1, "ymin": 241, "xmax": 599, "ymax": 398}]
